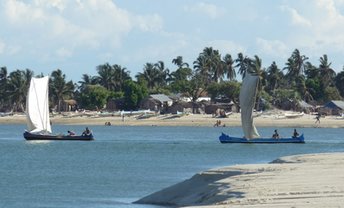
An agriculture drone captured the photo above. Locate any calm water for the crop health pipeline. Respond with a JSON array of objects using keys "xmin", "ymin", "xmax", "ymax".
[{"xmin": 0, "ymin": 124, "xmax": 344, "ymax": 208}]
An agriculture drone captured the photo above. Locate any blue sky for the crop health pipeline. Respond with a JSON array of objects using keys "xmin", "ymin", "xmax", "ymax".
[{"xmin": 1, "ymin": 0, "xmax": 344, "ymax": 82}]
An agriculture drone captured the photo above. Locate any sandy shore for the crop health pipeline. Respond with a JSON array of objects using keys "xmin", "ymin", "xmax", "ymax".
[
  {"xmin": 136, "ymin": 152, "xmax": 344, "ymax": 207},
  {"xmin": 1, "ymin": 112, "xmax": 344, "ymax": 128}
]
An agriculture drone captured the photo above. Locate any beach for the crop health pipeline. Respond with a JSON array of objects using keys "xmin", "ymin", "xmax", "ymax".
[
  {"xmin": 136, "ymin": 153, "xmax": 344, "ymax": 207},
  {"xmin": 2, "ymin": 111, "xmax": 344, "ymax": 128}
]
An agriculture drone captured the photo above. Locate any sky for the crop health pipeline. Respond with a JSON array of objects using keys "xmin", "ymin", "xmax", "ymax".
[{"xmin": 1, "ymin": 0, "xmax": 344, "ymax": 82}]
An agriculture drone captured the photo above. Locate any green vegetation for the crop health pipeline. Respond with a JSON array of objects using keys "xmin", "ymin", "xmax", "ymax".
[{"xmin": 0, "ymin": 47, "xmax": 343, "ymax": 112}]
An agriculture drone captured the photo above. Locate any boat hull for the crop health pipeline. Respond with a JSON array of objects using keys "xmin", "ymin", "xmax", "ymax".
[
  {"xmin": 219, "ymin": 133, "xmax": 305, "ymax": 144},
  {"xmin": 23, "ymin": 132, "xmax": 94, "ymax": 141}
]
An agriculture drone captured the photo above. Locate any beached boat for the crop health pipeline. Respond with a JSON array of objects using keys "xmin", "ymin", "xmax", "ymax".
[
  {"xmin": 23, "ymin": 76, "xmax": 94, "ymax": 141},
  {"xmin": 219, "ymin": 73, "xmax": 305, "ymax": 144},
  {"xmin": 284, "ymin": 112, "xmax": 304, "ymax": 119}
]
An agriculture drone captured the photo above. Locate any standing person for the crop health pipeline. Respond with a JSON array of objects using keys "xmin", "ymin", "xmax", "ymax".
[{"xmin": 315, "ymin": 114, "xmax": 321, "ymax": 124}]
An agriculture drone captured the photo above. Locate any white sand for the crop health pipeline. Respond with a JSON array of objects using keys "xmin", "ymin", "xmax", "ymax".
[
  {"xmin": 136, "ymin": 153, "xmax": 344, "ymax": 207},
  {"xmin": 1, "ymin": 112, "xmax": 344, "ymax": 128}
]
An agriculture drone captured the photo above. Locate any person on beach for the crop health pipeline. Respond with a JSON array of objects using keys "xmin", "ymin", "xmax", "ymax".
[
  {"xmin": 292, "ymin": 129, "xmax": 299, "ymax": 138},
  {"xmin": 272, "ymin": 129, "xmax": 279, "ymax": 139},
  {"xmin": 82, "ymin": 127, "xmax": 92, "ymax": 136},
  {"xmin": 67, "ymin": 130, "xmax": 75, "ymax": 136},
  {"xmin": 315, "ymin": 114, "xmax": 321, "ymax": 124}
]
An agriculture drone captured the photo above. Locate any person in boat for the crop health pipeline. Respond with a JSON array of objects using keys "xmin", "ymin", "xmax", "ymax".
[
  {"xmin": 82, "ymin": 127, "xmax": 93, "ymax": 137},
  {"xmin": 292, "ymin": 129, "xmax": 299, "ymax": 138},
  {"xmin": 67, "ymin": 130, "xmax": 76, "ymax": 136},
  {"xmin": 272, "ymin": 129, "xmax": 280, "ymax": 139}
]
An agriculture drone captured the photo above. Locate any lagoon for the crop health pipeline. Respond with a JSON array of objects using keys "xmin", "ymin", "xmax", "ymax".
[{"xmin": 0, "ymin": 124, "xmax": 343, "ymax": 207}]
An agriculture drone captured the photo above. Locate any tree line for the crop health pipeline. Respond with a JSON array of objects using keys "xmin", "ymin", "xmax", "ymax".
[{"xmin": 1, "ymin": 47, "xmax": 344, "ymax": 112}]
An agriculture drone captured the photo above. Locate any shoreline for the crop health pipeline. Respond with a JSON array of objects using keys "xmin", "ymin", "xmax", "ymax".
[
  {"xmin": 1, "ymin": 112, "xmax": 343, "ymax": 128},
  {"xmin": 136, "ymin": 152, "xmax": 344, "ymax": 207}
]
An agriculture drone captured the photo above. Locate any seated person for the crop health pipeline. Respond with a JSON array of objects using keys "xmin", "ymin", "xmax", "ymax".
[
  {"xmin": 272, "ymin": 129, "xmax": 279, "ymax": 139},
  {"xmin": 82, "ymin": 127, "xmax": 92, "ymax": 136},
  {"xmin": 67, "ymin": 130, "xmax": 76, "ymax": 136},
  {"xmin": 292, "ymin": 129, "xmax": 299, "ymax": 138}
]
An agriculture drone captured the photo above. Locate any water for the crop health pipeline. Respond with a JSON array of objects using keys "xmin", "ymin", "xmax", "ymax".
[{"xmin": 0, "ymin": 124, "xmax": 344, "ymax": 207}]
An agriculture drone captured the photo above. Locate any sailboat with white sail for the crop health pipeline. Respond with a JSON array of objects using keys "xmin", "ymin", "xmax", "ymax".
[
  {"xmin": 23, "ymin": 76, "xmax": 94, "ymax": 141},
  {"xmin": 219, "ymin": 73, "xmax": 304, "ymax": 143}
]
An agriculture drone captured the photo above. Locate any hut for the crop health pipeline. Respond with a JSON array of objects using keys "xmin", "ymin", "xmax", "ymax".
[
  {"xmin": 321, "ymin": 100, "xmax": 344, "ymax": 115},
  {"xmin": 140, "ymin": 94, "xmax": 173, "ymax": 114}
]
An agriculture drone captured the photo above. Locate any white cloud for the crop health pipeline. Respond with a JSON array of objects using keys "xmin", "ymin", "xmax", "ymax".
[
  {"xmin": 256, "ymin": 38, "xmax": 289, "ymax": 59},
  {"xmin": 0, "ymin": 39, "xmax": 5, "ymax": 54},
  {"xmin": 184, "ymin": 2, "xmax": 225, "ymax": 19},
  {"xmin": 280, "ymin": 5, "xmax": 312, "ymax": 27},
  {"xmin": 56, "ymin": 47, "xmax": 73, "ymax": 58},
  {"xmin": 208, "ymin": 40, "xmax": 245, "ymax": 56},
  {"xmin": 135, "ymin": 14, "xmax": 163, "ymax": 32},
  {"xmin": 0, "ymin": 0, "xmax": 163, "ymax": 58}
]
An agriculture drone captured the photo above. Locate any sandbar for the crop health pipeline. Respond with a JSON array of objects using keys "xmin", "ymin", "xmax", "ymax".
[{"xmin": 136, "ymin": 152, "xmax": 344, "ymax": 207}]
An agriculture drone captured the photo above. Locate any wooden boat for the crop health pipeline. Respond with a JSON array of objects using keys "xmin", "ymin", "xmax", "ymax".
[
  {"xmin": 219, "ymin": 133, "xmax": 305, "ymax": 143},
  {"xmin": 23, "ymin": 76, "xmax": 94, "ymax": 141},
  {"xmin": 219, "ymin": 73, "xmax": 305, "ymax": 144},
  {"xmin": 24, "ymin": 131, "xmax": 94, "ymax": 141}
]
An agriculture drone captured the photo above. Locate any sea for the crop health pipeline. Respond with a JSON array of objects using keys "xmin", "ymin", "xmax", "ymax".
[{"xmin": 0, "ymin": 124, "xmax": 343, "ymax": 208}]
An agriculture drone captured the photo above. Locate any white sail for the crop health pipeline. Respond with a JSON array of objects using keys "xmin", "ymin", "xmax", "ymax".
[
  {"xmin": 239, "ymin": 73, "xmax": 260, "ymax": 139},
  {"xmin": 26, "ymin": 76, "xmax": 52, "ymax": 134}
]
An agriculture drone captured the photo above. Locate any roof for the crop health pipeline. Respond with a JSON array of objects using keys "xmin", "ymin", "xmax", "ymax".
[
  {"xmin": 150, "ymin": 94, "xmax": 172, "ymax": 103},
  {"xmin": 298, "ymin": 100, "xmax": 313, "ymax": 108},
  {"xmin": 324, "ymin": 100, "xmax": 344, "ymax": 110}
]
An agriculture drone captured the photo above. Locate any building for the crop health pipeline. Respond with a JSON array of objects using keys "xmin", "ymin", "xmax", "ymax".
[{"xmin": 321, "ymin": 100, "xmax": 344, "ymax": 115}]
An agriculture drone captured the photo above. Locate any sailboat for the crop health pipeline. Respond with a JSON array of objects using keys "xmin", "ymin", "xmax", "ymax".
[
  {"xmin": 23, "ymin": 76, "xmax": 94, "ymax": 141},
  {"xmin": 219, "ymin": 73, "xmax": 304, "ymax": 144}
]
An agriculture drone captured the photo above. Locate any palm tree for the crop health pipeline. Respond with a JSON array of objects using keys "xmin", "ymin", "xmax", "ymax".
[
  {"xmin": 292, "ymin": 49, "xmax": 308, "ymax": 76},
  {"xmin": 112, "ymin": 64, "xmax": 131, "ymax": 91},
  {"xmin": 172, "ymin": 56, "xmax": 189, "ymax": 69},
  {"xmin": 222, "ymin": 54, "xmax": 236, "ymax": 81},
  {"xmin": 250, "ymin": 55, "xmax": 266, "ymax": 92},
  {"xmin": 319, "ymin": 54, "xmax": 336, "ymax": 87},
  {"xmin": 136, "ymin": 63, "xmax": 161, "ymax": 90},
  {"xmin": 96, "ymin": 63, "xmax": 116, "ymax": 91},
  {"xmin": 78, "ymin": 74, "xmax": 97, "ymax": 91},
  {"xmin": 0, "ymin": 67, "xmax": 9, "ymax": 110},
  {"xmin": 235, "ymin": 52, "xmax": 251, "ymax": 79},
  {"xmin": 50, "ymin": 69, "xmax": 74, "ymax": 112},
  {"xmin": 154, "ymin": 61, "xmax": 169, "ymax": 87},
  {"xmin": 266, "ymin": 62, "xmax": 283, "ymax": 93},
  {"xmin": 193, "ymin": 55, "xmax": 208, "ymax": 79},
  {"xmin": 284, "ymin": 49, "xmax": 308, "ymax": 82},
  {"xmin": 7, "ymin": 69, "xmax": 33, "ymax": 112},
  {"xmin": 335, "ymin": 68, "xmax": 344, "ymax": 98}
]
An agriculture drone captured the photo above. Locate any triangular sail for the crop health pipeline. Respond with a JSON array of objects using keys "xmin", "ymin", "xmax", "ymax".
[
  {"xmin": 26, "ymin": 76, "xmax": 52, "ymax": 134},
  {"xmin": 239, "ymin": 73, "xmax": 260, "ymax": 139}
]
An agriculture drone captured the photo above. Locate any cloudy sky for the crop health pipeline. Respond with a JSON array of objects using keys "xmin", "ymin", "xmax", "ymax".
[{"xmin": 1, "ymin": 0, "xmax": 344, "ymax": 82}]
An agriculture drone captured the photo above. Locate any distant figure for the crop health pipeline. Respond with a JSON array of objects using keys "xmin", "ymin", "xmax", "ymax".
[
  {"xmin": 315, "ymin": 114, "xmax": 321, "ymax": 124},
  {"xmin": 214, "ymin": 120, "xmax": 222, "ymax": 127},
  {"xmin": 67, "ymin": 130, "xmax": 75, "ymax": 136},
  {"xmin": 292, "ymin": 129, "xmax": 299, "ymax": 138},
  {"xmin": 272, "ymin": 129, "xmax": 280, "ymax": 139},
  {"xmin": 82, "ymin": 127, "xmax": 92, "ymax": 136},
  {"xmin": 105, "ymin": 122, "xmax": 111, "ymax": 126}
]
